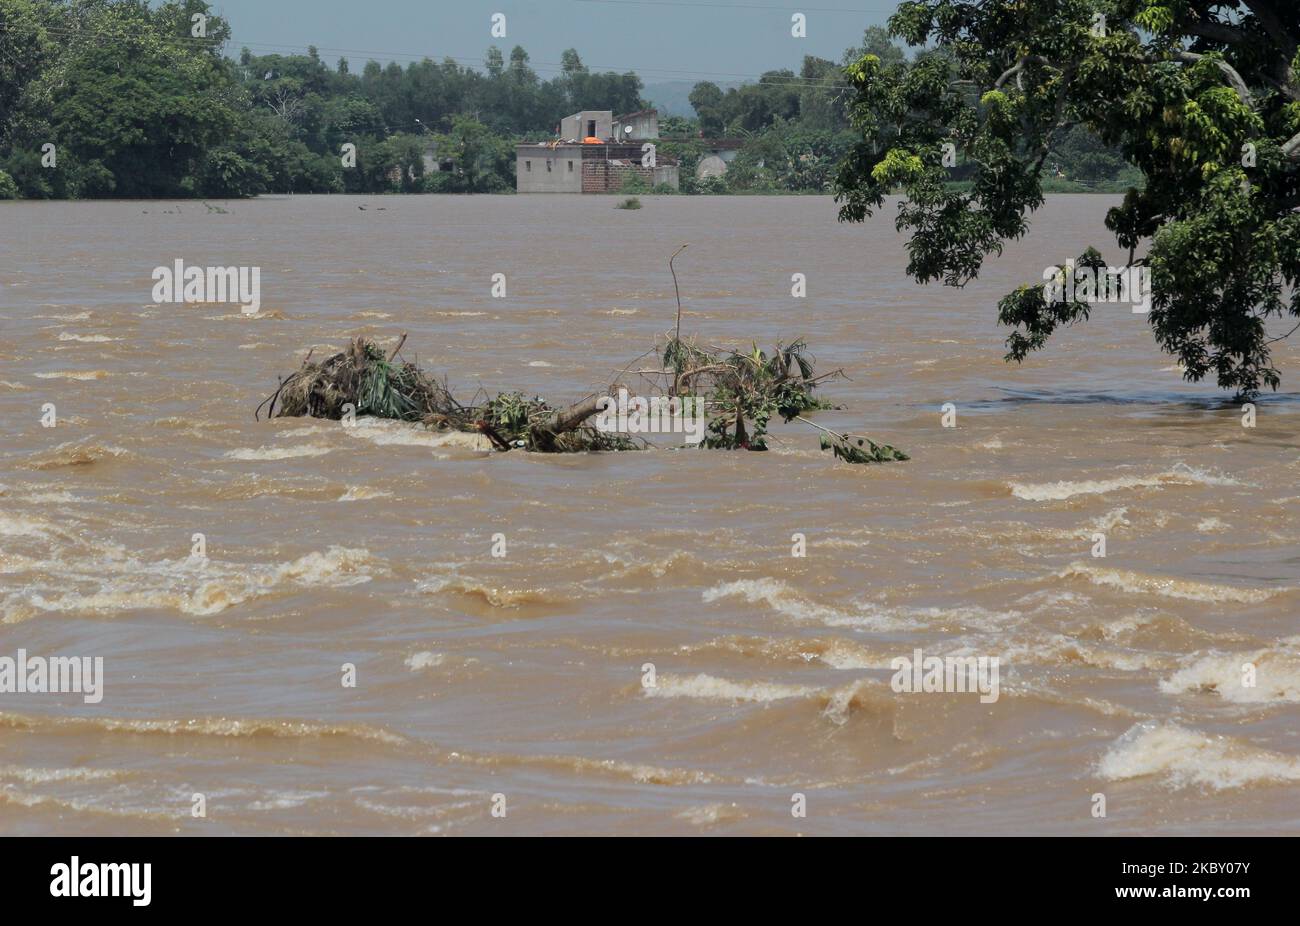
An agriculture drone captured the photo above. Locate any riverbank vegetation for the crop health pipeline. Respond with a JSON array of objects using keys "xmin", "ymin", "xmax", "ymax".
[{"xmin": 0, "ymin": 0, "xmax": 1139, "ymax": 199}]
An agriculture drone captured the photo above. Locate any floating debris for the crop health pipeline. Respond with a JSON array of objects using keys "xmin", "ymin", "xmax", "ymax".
[
  {"xmin": 257, "ymin": 335, "xmax": 635, "ymax": 453},
  {"xmin": 256, "ymin": 252, "xmax": 907, "ymax": 463}
]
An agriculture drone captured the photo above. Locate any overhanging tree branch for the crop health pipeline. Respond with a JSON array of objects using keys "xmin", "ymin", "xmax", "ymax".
[
  {"xmin": 993, "ymin": 55, "xmax": 1050, "ymax": 90},
  {"xmin": 1241, "ymin": 1, "xmax": 1299, "ymax": 51},
  {"xmin": 1172, "ymin": 51, "xmax": 1253, "ymax": 105}
]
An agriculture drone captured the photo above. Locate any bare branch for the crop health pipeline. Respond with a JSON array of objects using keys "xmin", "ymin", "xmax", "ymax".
[
  {"xmin": 1185, "ymin": 9, "xmax": 1297, "ymax": 98},
  {"xmin": 1241, "ymin": 1, "xmax": 1299, "ymax": 52},
  {"xmin": 1171, "ymin": 51, "xmax": 1253, "ymax": 105},
  {"xmin": 994, "ymin": 55, "xmax": 1049, "ymax": 90},
  {"xmin": 1186, "ymin": 22, "xmax": 1250, "ymax": 46}
]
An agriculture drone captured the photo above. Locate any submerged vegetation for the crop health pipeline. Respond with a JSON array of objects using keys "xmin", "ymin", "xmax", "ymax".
[
  {"xmin": 259, "ymin": 255, "xmax": 907, "ymax": 464},
  {"xmin": 253, "ymin": 332, "xmax": 904, "ymax": 463},
  {"xmin": 256, "ymin": 335, "xmax": 635, "ymax": 453},
  {"xmin": 258, "ymin": 332, "xmax": 905, "ymax": 464}
]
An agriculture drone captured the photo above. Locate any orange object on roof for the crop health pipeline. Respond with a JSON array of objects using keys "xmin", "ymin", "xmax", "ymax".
[{"xmin": 582, "ymin": 136, "xmax": 604, "ymax": 144}]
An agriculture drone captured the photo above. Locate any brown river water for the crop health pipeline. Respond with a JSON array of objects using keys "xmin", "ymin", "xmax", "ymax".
[{"xmin": 1, "ymin": 194, "xmax": 1297, "ymax": 835}]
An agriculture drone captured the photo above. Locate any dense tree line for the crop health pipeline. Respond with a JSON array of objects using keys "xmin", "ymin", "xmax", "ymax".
[
  {"xmin": 0, "ymin": 2, "xmax": 1136, "ymax": 199},
  {"xmin": 0, "ymin": 0, "xmax": 642, "ymax": 196}
]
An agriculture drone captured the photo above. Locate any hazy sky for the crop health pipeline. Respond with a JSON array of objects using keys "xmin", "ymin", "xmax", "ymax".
[{"xmin": 208, "ymin": 0, "xmax": 896, "ymax": 83}]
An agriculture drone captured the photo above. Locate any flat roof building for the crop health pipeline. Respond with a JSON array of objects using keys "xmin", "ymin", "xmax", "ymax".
[{"xmin": 518, "ymin": 109, "xmax": 678, "ymax": 193}]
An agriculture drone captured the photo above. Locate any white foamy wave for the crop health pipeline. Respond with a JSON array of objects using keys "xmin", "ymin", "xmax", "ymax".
[
  {"xmin": 968, "ymin": 633, "xmax": 1168, "ymax": 672},
  {"xmin": 271, "ymin": 547, "xmax": 376, "ymax": 588},
  {"xmin": 277, "ymin": 424, "xmax": 334, "ymax": 438},
  {"xmin": 675, "ymin": 803, "xmax": 745, "ymax": 825},
  {"xmin": 57, "ymin": 333, "xmax": 118, "ymax": 343},
  {"xmin": 1160, "ymin": 643, "xmax": 1300, "ymax": 703},
  {"xmin": 702, "ymin": 579, "xmax": 1018, "ymax": 632},
  {"xmin": 644, "ymin": 673, "xmax": 816, "ymax": 703},
  {"xmin": 338, "ymin": 486, "xmax": 394, "ymax": 501},
  {"xmin": 414, "ymin": 574, "xmax": 566, "ymax": 608},
  {"xmin": 1088, "ymin": 507, "xmax": 1129, "ymax": 531},
  {"xmin": 34, "ymin": 370, "xmax": 109, "ymax": 381},
  {"xmin": 0, "ymin": 514, "xmax": 55, "ymax": 539},
  {"xmin": 346, "ymin": 419, "xmax": 486, "ymax": 452},
  {"xmin": 0, "ymin": 765, "xmax": 123, "ymax": 784},
  {"xmin": 798, "ymin": 639, "xmax": 883, "ymax": 670},
  {"xmin": 0, "ymin": 711, "xmax": 408, "ymax": 745},
  {"xmin": 1098, "ymin": 722, "xmax": 1300, "ymax": 789},
  {"xmin": 1010, "ymin": 465, "xmax": 1239, "ymax": 501},
  {"xmin": 404, "ymin": 651, "xmax": 444, "ymax": 671},
  {"xmin": 14, "ymin": 489, "xmax": 81, "ymax": 504},
  {"xmin": 247, "ymin": 790, "xmax": 330, "ymax": 811},
  {"xmin": 817, "ymin": 536, "xmax": 873, "ymax": 550},
  {"xmin": 679, "ymin": 635, "xmax": 884, "ymax": 671},
  {"xmin": 703, "ymin": 578, "xmax": 893, "ymax": 630},
  {"xmin": 818, "ymin": 677, "xmax": 900, "ymax": 726},
  {"xmin": 6, "ymin": 546, "xmax": 380, "ymax": 621},
  {"xmin": 1061, "ymin": 562, "xmax": 1280, "ymax": 604},
  {"xmin": 27, "ymin": 442, "xmax": 127, "ymax": 470},
  {"xmin": 225, "ymin": 444, "xmax": 333, "ymax": 461}
]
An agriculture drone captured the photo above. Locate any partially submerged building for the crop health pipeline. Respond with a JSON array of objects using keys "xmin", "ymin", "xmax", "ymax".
[{"xmin": 517, "ymin": 109, "xmax": 679, "ymax": 193}]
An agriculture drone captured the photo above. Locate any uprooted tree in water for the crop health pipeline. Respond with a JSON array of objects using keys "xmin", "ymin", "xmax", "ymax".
[
  {"xmin": 256, "ymin": 333, "xmax": 907, "ymax": 463},
  {"xmin": 256, "ymin": 334, "xmax": 635, "ymax": 453},
  {"xmin": 256, "ymin": 253, "xmax": 907, "ymax": 464}
]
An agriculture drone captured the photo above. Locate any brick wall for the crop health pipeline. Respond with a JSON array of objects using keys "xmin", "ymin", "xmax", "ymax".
[{"xmin": 581, "ymin": 161, "xmax": 655, "ymax": 193}]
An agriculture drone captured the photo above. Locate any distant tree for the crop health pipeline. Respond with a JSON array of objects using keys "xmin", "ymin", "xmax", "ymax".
[
  {"xmin": 658, "ymin": 114, "xmax": 696, "ymax": 136},
  {"xmin": 30, "ymin": 0, "xmax": 238, "ymax": 196},
  {"xmin": 798, "ymin": 55, "xmax": 849, "ymax": 132},
  {"xmin": 561, "ymin": 49, "xmax": 585, "ymax": 75},
  {"xmin": 435, "ymin": 116, "xmax": 513, "ymax": 193},
  {"xmin": 1051, "ymin": 125, "xmax": 1131, "ymax": 185},
  {"xmin": 842, "ymin": 25, "xmax": 907, "ymax": 67},
  {"xmin": 0, "ymin": 0, "xmax": 887, "ymax": 202},
  {"xmin": 0, "ymin": 0, "xmax": 55, "ymax": 145},
  {"xmin": 689, "ymin": 81, "xmax": 726, "ymax": 135}
]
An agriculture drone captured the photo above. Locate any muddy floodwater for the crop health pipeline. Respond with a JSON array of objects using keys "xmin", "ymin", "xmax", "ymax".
[{"xmin": 1, "ymin": 194, "xmax": 1297, "ymax": 834}]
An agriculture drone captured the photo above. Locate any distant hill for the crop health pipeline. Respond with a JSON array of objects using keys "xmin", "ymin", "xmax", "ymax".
[{"xmin": 641, "ymin": 80, "xmax": 744, "ymax": 118}]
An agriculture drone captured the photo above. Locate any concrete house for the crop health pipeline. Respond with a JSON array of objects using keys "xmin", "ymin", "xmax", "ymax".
[
  {"xmin": 561, "ymin": 110, "xmax": 613, "ymax": 142},
  {"xmin": 612, "ymin": 109, "xmax": 659, "ymax": 142},
  {"xmin": 517, "ymin": 109, "xmax": 679, "ymax": 194}
]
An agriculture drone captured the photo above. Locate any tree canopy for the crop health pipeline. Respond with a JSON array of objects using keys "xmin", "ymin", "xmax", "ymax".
[
  {"xmin": 0, "ymin": 0, "xmax": 643, "ymax": 197},
  {"xmin": 834, "ymin": 1, "xmax": 1300, "ymax": 397}
]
